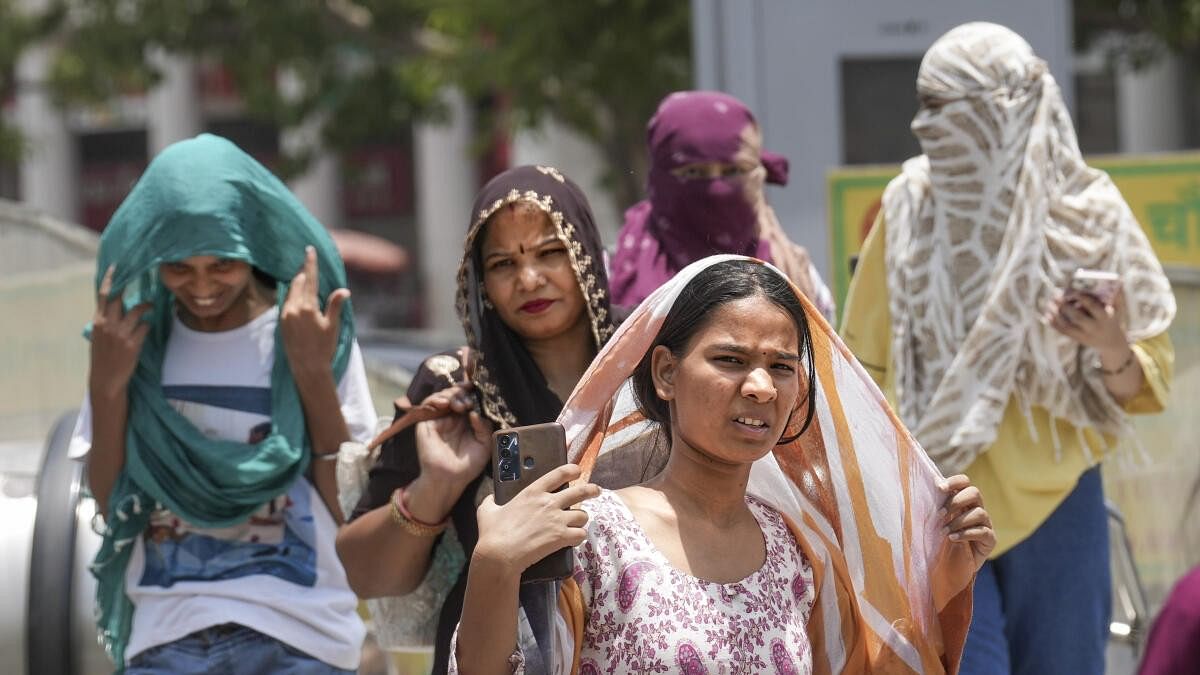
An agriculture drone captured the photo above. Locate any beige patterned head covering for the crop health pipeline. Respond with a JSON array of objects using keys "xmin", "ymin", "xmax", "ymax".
[{"xmin": 882, "ymin": 22, "xmax": 1176, "ymax": 475}]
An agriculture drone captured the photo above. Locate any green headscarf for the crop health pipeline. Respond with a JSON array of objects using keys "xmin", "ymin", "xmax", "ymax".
[{"xmin": 87, "ymin": 133, "xmax": 354, "ymax": 668}]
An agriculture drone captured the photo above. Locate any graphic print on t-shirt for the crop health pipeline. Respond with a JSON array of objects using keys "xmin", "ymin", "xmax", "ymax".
[{"xmin": 138, "ymin": 385, "xmax": 317, "ymax": 589}]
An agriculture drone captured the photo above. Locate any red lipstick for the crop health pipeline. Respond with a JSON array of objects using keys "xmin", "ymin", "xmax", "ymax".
[{"xmin": 519, "ymin": 298, "xmax": 555, "ymax": 314}]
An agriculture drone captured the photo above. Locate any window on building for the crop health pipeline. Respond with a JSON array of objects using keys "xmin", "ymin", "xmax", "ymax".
[
  {"xmin": 0, "ymin": 161, "xmax": 17, "ymax": 201},
  {"xmin": 1181, "ymin": 52, "xmax": 1200, "ymax": 150},
  {"xmin": 1, "ymin": 66, "xmax": 17, "ymax": 200},
  {"xmin": 340, "ymin": 129, "xmax": 422, "ymax": 329},
  {"xmin": 840, "ymin": 57, "xmax": 923, "ymax": 165},
  {"xmin": 1074, "ymin": 71, "xmax": 1120, "ymax": 155},
  {"xmin": 206, "ymin": 118, "xmax": 280, "ymax": 169},
  {"xmin": 79, "ymin": 129, "xmax": 148, "ymax": 231}
]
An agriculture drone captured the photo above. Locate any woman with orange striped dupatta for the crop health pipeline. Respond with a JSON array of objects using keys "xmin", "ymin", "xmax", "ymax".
[{"xmin": 452, "ymin": 257, "xmax": 991, "ymax": 674}]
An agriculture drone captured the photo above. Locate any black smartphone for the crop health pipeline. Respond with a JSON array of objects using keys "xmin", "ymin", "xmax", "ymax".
[{"xmin": 492, "ymin": 422, "xmax": 573, "ymax": 583}]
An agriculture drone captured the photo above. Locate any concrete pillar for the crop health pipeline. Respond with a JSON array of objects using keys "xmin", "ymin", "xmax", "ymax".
[
  {"xmin": 146, "ymin": 50, "xmax": 202, "ymax": 154},
  {"xmin": 1117, "ymin": 50, "xmax": 1186, "ymax": 153},
  {"xmin": 511, "ymin": 120, "xmax": 621, "ymax": 242},
  {"xmin": 277, "ymin": 67, "xmax": 343, "ymax": 230},
  {"xmin": 283, "ymin": 125, "xmax": 344, "ymax": 230},
  {"xmin": 414, "ymin": 89, "xmax": 476, "ymax": 336},
  {"xmin": 15, "ymin": 44, "xmax": 78, "ymax": 223}
]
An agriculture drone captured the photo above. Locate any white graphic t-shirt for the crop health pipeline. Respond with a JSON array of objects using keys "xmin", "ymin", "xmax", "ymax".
[{"xmin": 70, "ymin": 307, "xmax": 377, "ymax": 669}]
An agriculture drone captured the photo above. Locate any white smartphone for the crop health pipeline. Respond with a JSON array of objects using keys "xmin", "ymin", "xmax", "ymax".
[{"xmin": 1069, "ymin": 269, "xmax": 1121, "ymax": 305}]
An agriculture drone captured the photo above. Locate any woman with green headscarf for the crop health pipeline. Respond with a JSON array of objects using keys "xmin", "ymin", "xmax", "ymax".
[{"xmin": 68, "ymin": 134, "xmax": 378, "ymax": 673}]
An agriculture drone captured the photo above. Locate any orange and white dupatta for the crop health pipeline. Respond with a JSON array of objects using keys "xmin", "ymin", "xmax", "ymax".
[{"xmin": 553, "ymin": 255, "xmax": 976, "ymax": 674}]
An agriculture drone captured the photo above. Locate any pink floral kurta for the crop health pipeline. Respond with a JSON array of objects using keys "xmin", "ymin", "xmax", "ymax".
[
  {"xmin": 574, "ymin": 490, "xmax": 815, "ymax": 674},
  {"xmin": 451, "ymin": 490, "xmax": 816, "ymax": 674}
]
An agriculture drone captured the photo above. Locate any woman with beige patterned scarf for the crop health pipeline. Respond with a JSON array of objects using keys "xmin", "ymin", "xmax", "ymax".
[{"xmin": 841, "ymin": 22, "xmax": 1176, "ymax": 675}]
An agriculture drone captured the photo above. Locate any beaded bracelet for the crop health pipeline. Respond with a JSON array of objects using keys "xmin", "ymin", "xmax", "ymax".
[{"xmin": 390, "ymin": 487, "xmax": 449, "ymax": 537}]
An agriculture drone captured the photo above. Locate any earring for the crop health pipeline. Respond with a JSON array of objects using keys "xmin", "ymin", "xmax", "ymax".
[{"xmin": 478, "ymin": 283, "xmax": 494, "ymax": 310}]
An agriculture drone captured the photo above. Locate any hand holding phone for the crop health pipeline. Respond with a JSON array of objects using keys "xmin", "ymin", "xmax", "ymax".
[
  {"xmin": 483, "ymin": 423, "xmax": 599, "ymax": 583},
  {"xmin": 1069, "ymin": 268, "xmax": 1121, "ymax": 305},
  {"xmin": 1047, "ymin": 268, "xmax": 1129, "ymax": 354}
]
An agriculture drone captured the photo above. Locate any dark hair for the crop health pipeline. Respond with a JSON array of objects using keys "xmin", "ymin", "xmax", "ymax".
[
  {"xmin": 251, "ymin": 266, "xmax": 276, "ymax": 288},
  {"xmin": 631, "ymin": 259, "xmax": 817, "ymax": 444}
]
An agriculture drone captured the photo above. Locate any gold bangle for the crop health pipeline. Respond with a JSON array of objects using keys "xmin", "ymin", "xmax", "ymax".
[{"xmin": 389, "ymin": 488, "xmax": 449, "ymax": 537}]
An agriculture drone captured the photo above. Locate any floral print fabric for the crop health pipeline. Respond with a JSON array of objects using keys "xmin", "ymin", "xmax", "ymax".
[
  {"xmin": 448, "ymin": 490, "xmax": 815, "ymax": 674},
  {"xmin": 572, "ymin": 491, "xmax": 815, "ymax": 674}
]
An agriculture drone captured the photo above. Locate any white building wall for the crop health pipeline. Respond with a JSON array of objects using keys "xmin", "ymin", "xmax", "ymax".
[
  {"xmin": 15, "ymin": 43, "xmax": 79, "ymax": 224},
  {"xmin": 146, "ymin": 50, "xmax": 202, "ymax": 154},
  {"xmin": 1117, "ymin": 52, "xmax": 1186, "ymax": 153},
  {"xmin": 277, "ymin": 69, "xmax": 344, "ymax": 230},
  {"xmin": 414, "ymin": 90, "xmax": 477, "ymax": 336},
  {"xmin": 691, "ymin": 0, "xmax": 1074, "ymax": 279},
  {"xmin": 283, "ymin": 125, "xmax": 345, "ymax": 230}
]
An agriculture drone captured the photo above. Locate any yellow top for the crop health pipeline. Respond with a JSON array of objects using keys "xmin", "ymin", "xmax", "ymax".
[{"xmin": 840, "ymin": 217, "xmax": 1175, "ymax": 556}]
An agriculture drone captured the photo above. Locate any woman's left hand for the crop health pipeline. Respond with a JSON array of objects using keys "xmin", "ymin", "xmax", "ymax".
[
  {"xmin": 940, "ymin": 474, "xmax": 995, "ymax": 571},
  {"xmin": 1045, "ymin": 288, "xmax": 1127, "ymax": 355},
  {"xmin": 281, "ymin": 246, "xmax": 350, "ymax": 376}
]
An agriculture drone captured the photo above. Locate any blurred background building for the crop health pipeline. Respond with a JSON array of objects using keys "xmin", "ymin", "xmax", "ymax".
[
  {"xmin": 3, "ymin": 1, "xmax": 1200, "ymax": 673},
  {"xmin": 4, "ymin": 0, "xmax": 1197, "ymax": 331}
]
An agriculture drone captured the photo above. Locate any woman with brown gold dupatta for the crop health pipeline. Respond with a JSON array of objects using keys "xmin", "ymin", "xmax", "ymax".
[
  {"xmin": 451, "ymin": 256, "xmax": 992, "ymax": 674},
  {"xmin": 335, "ymin": 165, "xmax": 618, "ymax": 673}
]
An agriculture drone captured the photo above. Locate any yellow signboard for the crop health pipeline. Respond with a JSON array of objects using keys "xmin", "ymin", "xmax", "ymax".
[
  {"xmin": 827, "ymin": 152, "xmax": 1200, "ymax": 315},
  {"xmin": 827, "ymin": 167, "xmax": 892, "ymax": 319}
]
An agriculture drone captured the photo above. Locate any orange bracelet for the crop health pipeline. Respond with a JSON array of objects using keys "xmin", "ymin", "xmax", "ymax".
[{"xmin": 389, "ymin": 487, "xmax": 449, "ymax": 537}]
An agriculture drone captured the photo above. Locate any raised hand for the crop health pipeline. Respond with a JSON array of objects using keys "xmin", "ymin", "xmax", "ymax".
[
  {"xmin": 940, "ymin": 474, "xmax": 996, "ymax": 571},
  {"xmin": 413, "ymin": 383, "xmax": 493, "ymax": 487},
  {"xmin": 473, "ymin": 463, "xmax": 600, "ymax": 577},
  {"xmin": 281, "ymin": 246, "xmax": 350, "ymax": 376},
  {"xmin": 89, "ymin": 265, "xmax": 152, "ymax": 396}
]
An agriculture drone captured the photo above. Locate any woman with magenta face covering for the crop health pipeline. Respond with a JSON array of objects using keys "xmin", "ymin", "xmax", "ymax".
[{"xmin": 610, "ymin": 90, "xmax": 835, "ymax": 320}]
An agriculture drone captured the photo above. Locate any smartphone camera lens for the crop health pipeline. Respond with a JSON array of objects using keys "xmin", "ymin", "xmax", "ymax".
[{"xmin": 496, "ymin": 434, "xmax": 520, "ymax": 482}]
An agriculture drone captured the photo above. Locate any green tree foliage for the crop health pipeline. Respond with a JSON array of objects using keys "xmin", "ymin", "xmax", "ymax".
[
  {"xmin": 0, "ymin": 0, "xmax": 62, "ymax": 162},
  {"xmin": 44, "ymin": 0, "xmax": 691, "ymax": 205},
  {"xmin": 428, "ymin": 0, "xmax": 692, "ymax": 205},
  {"xmin": 1079, "ymin": 0, "xmax": 1200, "ymax": 50},
  {"xmin": 1075, "ymin": 0, "xmax": 1200, "ymax": 67}
]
